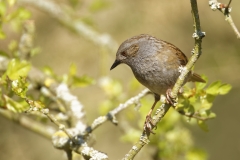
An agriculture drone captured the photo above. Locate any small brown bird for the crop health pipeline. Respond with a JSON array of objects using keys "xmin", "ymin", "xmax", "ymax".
[{"xmin": 110, "ymin": 34, "xmax": 205, "ymax": 132}]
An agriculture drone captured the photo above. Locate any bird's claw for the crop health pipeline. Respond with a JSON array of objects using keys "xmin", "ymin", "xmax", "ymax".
[
  {"xmin": 144, "ymin": 115, "xmax": 156, "ymax": 134},
  {"xmin": 166, "ymin": 89, "xmax": 177, "ymax": 106}
]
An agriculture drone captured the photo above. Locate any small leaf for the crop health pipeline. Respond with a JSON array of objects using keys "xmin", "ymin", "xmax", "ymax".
[
  {"xmin": 200, "ymin": 94, "xmax": 214, "ymax": 110},
  {"xmin": 197, "ymin": 120, "xmax": 208, "ymax": 132},
  {"xmin": 218, "ymin": 83, "xmax": 232, "ymax": 95},
  {"xmin": 3, "ymin": 59, "xmax": 31, "ymax": 80},
  {"xmin": 206, "ymin": 81, "xmax": 222, "ymax": 95},
  {"xmin": 208, "ymin": 112, "xmax": 216, "ymax": 119}
]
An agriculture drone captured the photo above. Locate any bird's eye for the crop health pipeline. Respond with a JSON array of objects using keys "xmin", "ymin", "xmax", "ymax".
[{"xmin": 121, "ymin": 51, "xmax": 127, "ymax": 57}]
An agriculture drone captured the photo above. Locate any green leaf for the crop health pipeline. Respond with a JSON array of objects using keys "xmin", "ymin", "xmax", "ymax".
[
  {"xmin": 197, "ymin": 120, "xmax": 208, "ymax": 132},
  {"xmin": 206, "ymin": 81, "xmax": 222, "ymax": 95},
  {"xmin": 218, "ymin": 83, "xmax": 232, "ymax": 95},
  {"xmin": 3, "ymin": 59, "xmax": 31, "ymax": 80},
  {"xmin": 206, "ymin": 81, "xmax": 232, "ymax": 96}
]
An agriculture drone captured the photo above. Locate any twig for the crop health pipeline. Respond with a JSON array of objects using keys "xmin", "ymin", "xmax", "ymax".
[
  {"xmin": 177, "ymin": 110, "xmax": 214, "ymax": 121},
  {"xmin": 122, "ymin": 0, "xmax": 205, "ymax": 159},
  {"xmin": 25, "ymin": 99, "xmax": 108, "ymax": 160},
  {"xmin": 83, "ymin": 89, "xmax": 150, "ymax": 135},
  {"xmin": 209, "ymin": 0, "xmax": 240, "ymax": 39}
]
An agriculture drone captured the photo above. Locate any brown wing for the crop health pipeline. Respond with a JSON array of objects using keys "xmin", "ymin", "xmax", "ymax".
[{"xmin": 162, "ymin": 41, "xmax": 188, "ymax": 66}]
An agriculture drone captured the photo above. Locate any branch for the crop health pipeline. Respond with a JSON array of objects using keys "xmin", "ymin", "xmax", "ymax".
[
  {"xmin": 17, "ymin": 0, "xmax": 118, "ymax": 51},
  {"xmin": 177, "ymin": 110, "xmax": 214, "ymax": 121},
  {"xmin": 209, "ymin": 0, "xmax": 240, "ymax": 39},
  {"xmin": 83, "ymin": 89, "xmax": 150, "ymax": 135},
  {"xmin": 123, "ymin": 0, "xmax": 205, "ymax": 159},
  {"xmin": 25, "ymin": 99, "xmax": 108, "ymax": 160}
]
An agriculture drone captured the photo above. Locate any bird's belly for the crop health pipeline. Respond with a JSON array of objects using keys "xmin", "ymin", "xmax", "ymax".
[{"xmin": 132, "ymin": 65, "xmax": 180, "ymax": 95}]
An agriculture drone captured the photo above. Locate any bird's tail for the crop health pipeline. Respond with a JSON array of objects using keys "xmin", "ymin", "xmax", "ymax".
[{"xmin": 189, "ymin": 73, "xmax": 206, "ymax": 83}]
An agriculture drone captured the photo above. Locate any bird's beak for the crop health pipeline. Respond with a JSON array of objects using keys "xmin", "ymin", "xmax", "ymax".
[{"xmin": 110, "ymin": 60, "xmax": 121, "ymax": 70}]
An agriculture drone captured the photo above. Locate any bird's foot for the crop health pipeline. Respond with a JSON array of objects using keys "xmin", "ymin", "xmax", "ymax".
[
  {"xmin": 166, "ymin": 89, "xmax": 177, "ymax": 106},
  {"xmin": 144, "ymin": 115, "xmax": 156, "ymax": 134}
]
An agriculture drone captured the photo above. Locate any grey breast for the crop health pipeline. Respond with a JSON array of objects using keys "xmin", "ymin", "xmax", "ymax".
[{"xmin": 129, "ymin": 39, "xmax": 180, "ymax": 95}]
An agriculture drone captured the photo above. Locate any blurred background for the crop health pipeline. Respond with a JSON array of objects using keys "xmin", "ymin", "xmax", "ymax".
[{"xmin": 0, "ymin": 0, "xmax": 240, "ymax": 159}]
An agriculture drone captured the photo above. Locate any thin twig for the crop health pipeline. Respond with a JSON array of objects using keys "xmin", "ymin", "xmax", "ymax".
[
  {"xmin": 83, "ymin": 89, "xmax": 150, "ymax": 135},
  {"xmin": 209, "ymin": 0, "xmax": 240, "ymax": 39},
  {"xmin": 25, "ymin": 99, "xmax": 108, "ymax": 160},
  {"xmin": 177, "ymin": 110, "xmax": 214, "ymax": 121}
]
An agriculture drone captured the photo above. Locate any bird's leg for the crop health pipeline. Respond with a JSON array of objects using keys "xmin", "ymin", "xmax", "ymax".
[
  {"xmin": 144, "ymin": 94, "xmax": 160, "ymax": 133},
  {"xmin": 166, "ymin": 88, "xmax": 177, "ymax": 106}
]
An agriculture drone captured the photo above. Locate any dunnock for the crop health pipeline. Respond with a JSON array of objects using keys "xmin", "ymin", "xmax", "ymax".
[{"xmin": 110, "ymin": 34, "xmax": 205, "ymax": 132}]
